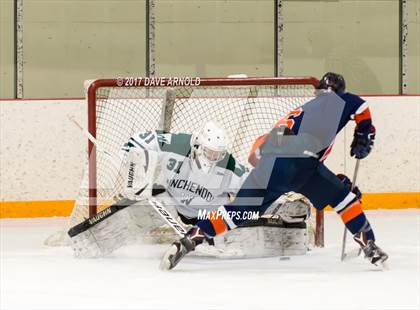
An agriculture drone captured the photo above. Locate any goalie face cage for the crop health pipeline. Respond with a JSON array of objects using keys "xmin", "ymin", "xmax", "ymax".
[{"xmin": 82, "ymin": 76, "xmax": 324, "ymax": 247}]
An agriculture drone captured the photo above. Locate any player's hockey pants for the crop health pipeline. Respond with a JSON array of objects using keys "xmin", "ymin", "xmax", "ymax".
[{"xmin": 197, "ymin": 155, "xmax": 375, "ymax": 241}]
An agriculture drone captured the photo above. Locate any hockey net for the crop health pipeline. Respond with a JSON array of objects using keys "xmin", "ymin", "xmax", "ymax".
[{"xmin": 68, "ymin": 76, "xmax": 324, "ymax": 247}]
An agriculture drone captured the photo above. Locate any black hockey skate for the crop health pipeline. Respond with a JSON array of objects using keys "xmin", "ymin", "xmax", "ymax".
[
  {"xmin": 361, "ymin": 240, "xmax": 389, "ymax": 266},
  {"xmin": 160, "ymin": 227, "xmax": 204, "ymax": 270},
  {"xmin": 354, "ymin": 232, "xmax": 388, "ymax": 266}
]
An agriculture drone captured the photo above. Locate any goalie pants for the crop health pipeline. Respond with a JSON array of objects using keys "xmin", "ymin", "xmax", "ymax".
[{"xmin": 197, "ymin": 155, "xmax": 375, "ymax": 241}]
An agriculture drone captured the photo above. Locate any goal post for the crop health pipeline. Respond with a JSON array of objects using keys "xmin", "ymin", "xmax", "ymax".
[{"xmin": 82, "ymin": 76, "xmax": 324, "ymax": 247}]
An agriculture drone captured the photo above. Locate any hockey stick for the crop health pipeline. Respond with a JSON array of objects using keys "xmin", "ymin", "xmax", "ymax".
[
  {"xmin": 340, "ymin": 159, "xmax": 361, "ymax": 261},
  {"xmin": 68, "ymin": 198, "xmax": 137, "ymax": 237},
  {"xmin": 68, "ymin": 115, "xmax": 116, "ymax": 159},
  {"xmin": 67, "ymin": 116, "xmax": 186, "ymax": 237},
  {"xmin": 147, "ymin": 198, "xmax": 186, "ymax": 236},
  {"xmin": 68, "ymin": 196, "xmax": 186, "ymax": 238}
]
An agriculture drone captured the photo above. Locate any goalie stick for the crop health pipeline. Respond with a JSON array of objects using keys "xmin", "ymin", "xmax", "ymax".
[
  {"xmin": 68, "ymin": 196, "xmax": 186, "ymax": 238},
  {"xmin": 340, "ymin": 159, "xmax": 362, "ymax": 261},
  {"xmin": 67, "ymin": 116, "xmax": 187, "ymax": 238},
  {"xmin": 68, "ymin": 197, "xmax": 136, "ymax": 237}
]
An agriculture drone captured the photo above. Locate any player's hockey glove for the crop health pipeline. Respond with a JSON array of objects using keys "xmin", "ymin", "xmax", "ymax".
[
  {"xmin": 160, "ymin": 226, "xmax": 205, "ymax": 270},
  {"xmin": 353, "ymin": 232, "xmax": 388, "ymax": 266},
  {"xmin": 350, "ymin": 125, "xmax": 376, "ymax": 159}
]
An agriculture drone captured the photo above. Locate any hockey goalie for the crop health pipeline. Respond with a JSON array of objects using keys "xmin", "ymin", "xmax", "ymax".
[{"xmin": 68, "ymin": 121, "xmax": 314, "ymax": 258}]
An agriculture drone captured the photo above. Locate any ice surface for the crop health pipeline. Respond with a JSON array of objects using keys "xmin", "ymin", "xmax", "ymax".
[{"xmin": 1, "ymin": 210, "xmax": 419, "ymax": 310}]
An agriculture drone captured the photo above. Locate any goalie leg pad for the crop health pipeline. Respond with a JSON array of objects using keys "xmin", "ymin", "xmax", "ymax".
[
  {"xmin": 212, "ymin": 225, "xmax": 308, "ymax": 258},
  {"xmin": 206, "ymin": 194, "xmax": 313, "ymax": 258},
  {"xmin": 71, "ymin": 207, "xmax": 133, "ymax": 258}
]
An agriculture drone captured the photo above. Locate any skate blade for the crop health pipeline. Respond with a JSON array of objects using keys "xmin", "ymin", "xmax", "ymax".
[
  {"xmin": 375, "ymin": 257, "xmax": 389, "ymax": 270},
  {"xmin": 159, "ymin": 244, "xmax": 177, "ymax": 271},
  {"xmin": 380, "ymin": 260, "xmax": 389, "ymax": 270}
]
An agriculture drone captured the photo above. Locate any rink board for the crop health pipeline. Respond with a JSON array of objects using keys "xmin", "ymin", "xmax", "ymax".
[{"xmin": 0, "ymin": 95, "xmax": 419, "ymax": 217}]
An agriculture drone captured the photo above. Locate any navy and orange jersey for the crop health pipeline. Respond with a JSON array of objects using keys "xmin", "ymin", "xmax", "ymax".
[{"xmin": 248, "ymin": 92, "xmax": 373, "ymax": 166}]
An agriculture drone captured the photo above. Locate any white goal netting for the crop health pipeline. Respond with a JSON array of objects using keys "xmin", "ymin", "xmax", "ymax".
[{"xmin": 49, "ymin": 77, "xmax": 323, "ymax": 247}]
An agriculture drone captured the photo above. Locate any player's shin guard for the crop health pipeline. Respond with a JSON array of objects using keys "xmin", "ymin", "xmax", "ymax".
[
  {"xmin": 196, "ymin": 207, "xmax": 234, "ymax": 237},
  {"xmin": 334, "ymin": 194, "xmax": 375, "ymax": 241},
  {"xmin": 333, "ymin": 194, "xmax": 388, "ymax": 265}
]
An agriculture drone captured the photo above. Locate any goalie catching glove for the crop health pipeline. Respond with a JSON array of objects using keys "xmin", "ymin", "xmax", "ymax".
[{"xmin": 261, "ymin": 192, "xmax": 312, "ymax": 223}]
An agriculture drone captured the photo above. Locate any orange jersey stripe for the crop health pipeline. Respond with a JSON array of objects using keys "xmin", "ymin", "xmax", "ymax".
[
  {"xmin": 248, "ymin": 134, "xmax": 269, "ymax": 166},
  {"xmin": 248, "ymin": 107, "xmax": 303, "ymax": 166},
  {"xmin": 210, "ymin": 211, "xmax": 227, "ymax": 235},
  {"xmin": 354, "ymin": 107, "xmax": 371, "ymax": 124},
  {"xmin": 340, "ymin": 200, "xmax": 363, "ymax": 223}
]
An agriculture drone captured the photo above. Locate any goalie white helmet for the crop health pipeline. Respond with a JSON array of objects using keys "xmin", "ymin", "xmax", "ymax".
[{"xmin": 191, "ymin": 121, "xmax": 228, "ymax": 173}]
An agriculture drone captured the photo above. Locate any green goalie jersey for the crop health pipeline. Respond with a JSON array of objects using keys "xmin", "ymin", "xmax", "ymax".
[{"xmin": 122, "ymin": 130, "xmax": 249, "ymax": 219}]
